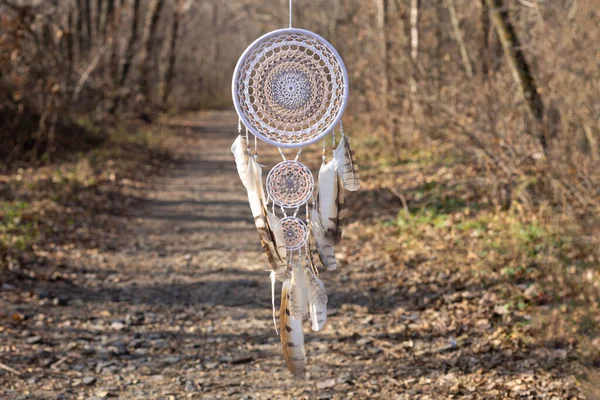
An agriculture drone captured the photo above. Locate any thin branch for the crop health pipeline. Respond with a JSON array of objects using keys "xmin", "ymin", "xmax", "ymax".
[
  {"xmin": 73, "ymin": 44, "xmax": 109, "ymax": 101},
  {"xmin": 0, "ymin": 362, "xmax": 22, "ymax": 376}
]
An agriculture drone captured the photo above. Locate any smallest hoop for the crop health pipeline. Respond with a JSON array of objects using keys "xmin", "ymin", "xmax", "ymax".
[{"xmin": 280, "ymin": 217, "xmax": 309, "ymax": 250}]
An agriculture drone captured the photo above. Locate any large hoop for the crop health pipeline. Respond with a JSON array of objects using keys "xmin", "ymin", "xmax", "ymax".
[{"xmin": 232, "ymin": 28, "xmax": 349, "ymax": 148}]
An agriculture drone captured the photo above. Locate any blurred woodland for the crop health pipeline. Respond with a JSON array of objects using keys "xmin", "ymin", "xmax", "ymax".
[
  {"xmin": 2, "ymin": 0, "xmax": 599, "ymax": 200},
  {"xmin": 1, "ymin": 0, "xmax": 600, "ymax": 396}
]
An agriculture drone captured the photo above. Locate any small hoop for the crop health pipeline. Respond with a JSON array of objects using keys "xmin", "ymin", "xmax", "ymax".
[
  {"xmin": 266, "ymin": 160, "xmax": 314, "ymax": 208},
  {"xmin": 280, "ymin": 216, "xmax": 309, "ymax": 250}
]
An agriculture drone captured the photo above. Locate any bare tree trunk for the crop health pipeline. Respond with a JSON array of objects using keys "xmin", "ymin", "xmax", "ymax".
[
  {"xmin": 96, "ymin": 0, "xmax": 104, "ymax": 37},
  {"xmin": 328, "ymin": 0, "xmax": 341, "ymax": 39},
  {"xmin": 76, "ymin": 0, "xmax": 85, "ymax": 58},
  {"xmin": 409, "ymin": 0, "xmax": 419, "ymax": 95},
  {"xmin": 66, "ymin": 6, "xmax": 75, "ymax": 83},
  {"xmin": 584, "ymin": 124, "xmax": 599, "ymax": 162},
  {"xmin": 481, "ymin": 0, "xmax": 490, "ymax": 76},
  {"xmin": 120, "ymin": 0, "xmax": 141, "ymax": 86},
  {"xmin": 409, "ymin": 0, "xmax": 422, "ymax": 131},
  {"xmin": 380, "ymin": 0, "xmax": 398, "ymax": 151},
  {"xmin": 108, "ymin": 0, "xmax": 121, "ymax": 83},
  {"xmin": 484, "ymin": 0, "xmax": 547, "ymax": 152},
  {"xmin": 162, "ymin": 0, "xmax": 182, "ymax": 106},
  {"xmin": 447, "ymin": 0, "xmax": 473, "ymax": 78},
  {"xmin": 84, "ymin": 0, "xmax": 93, "ymax": 51},
  {"xmin": 140, "ymin": 0, "xmax": 165, "ymax": 101},
  {"xmin": 410, "ymin": 0, "xmax": 419, "ymax": 64},
  {"xmin": 103, "ymin": 0, "xmax": 115, "ymax": 37},
  {"xmin": 210, "ymin": 2, "xmax": 221, "ymax": 95}
]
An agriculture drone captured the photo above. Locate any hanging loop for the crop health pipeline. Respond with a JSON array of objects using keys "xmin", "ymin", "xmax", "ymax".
[{"xmin": 289, "ymin": 0, "xmax": 293, "ymax": 28}]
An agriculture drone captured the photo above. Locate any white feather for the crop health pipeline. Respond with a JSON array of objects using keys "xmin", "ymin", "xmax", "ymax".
[
  {"xmin": 310, "ymin": 208, "xmax": 337, "ymax": 271},
  {"xmin": 305, "ymin": 267, "xmax": 328, "ymax": 331},
  {"xmin": 267, "ymin": 211, "xmax": 287, "ymax": 265},
  {"xmin": 231, "ymin": 135, "xmax": 249, "ymax": 188},
  {"xmin": 334, "ymin": 135, "xmax": 360, "ymax": 191},
  {"xmin": 245, "ymin": 157, "xmax": 264, "ymax": 220},
  {"xmin": 318, "ymin": 160, "xmax": 339, "ymax": 239},
  {"xmin": 288, "ymin": 265, "xmax": 309, "ymax": 319},
  {"xmin": 243, "ymin": 156, "xmax": 286, "ymax": 271},
  {"xmin": 280, "ymin": 279, "xmax": 306, "ymax": 377}
]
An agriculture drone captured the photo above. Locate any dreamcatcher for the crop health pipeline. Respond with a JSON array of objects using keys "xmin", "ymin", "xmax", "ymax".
[{"xmin": 231, "ymin": 0, "xmax": 359, "ymax": 377}]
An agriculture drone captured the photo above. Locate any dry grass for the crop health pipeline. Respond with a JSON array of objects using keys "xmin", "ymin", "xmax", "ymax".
[
  {"xmin": 349, "ymin": 125, "xmax": 600, "ymax": 393},
  {"xmin": 0, "ymin": 120, "xmax": 177, "ymax": 277}
]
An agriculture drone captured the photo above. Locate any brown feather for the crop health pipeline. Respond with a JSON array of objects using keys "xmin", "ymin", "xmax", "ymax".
[
  {"xmin": 336, "ymin": 136, "xmax": 360, "ymax": 191},
  {"xmin": 280, "ymin": 280, "xmax": 306, "ymax": 377},
  {"xmin": 310, "ymin": 209, "xmax": 337, "ymax": 271},
  {"xmin": 326, "ymin": 177, "xmax": 345, "ymax": 244}
]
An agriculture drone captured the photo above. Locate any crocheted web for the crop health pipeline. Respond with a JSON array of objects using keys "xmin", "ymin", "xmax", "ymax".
[
  {"xmin": 280, "ymin": 217, "xmax": 308, "ymax": 250},
  {"xmin": 234, "ymin": 30, "xmax": 347, "ymax": 147},
  {"xmin": 266, "ymin": 160, "xmax": 314, "ymax": 208}
]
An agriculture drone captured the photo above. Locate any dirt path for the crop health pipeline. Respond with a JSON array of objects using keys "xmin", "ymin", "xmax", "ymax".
[{"xmin": 1, "ymin": 111, "xmax": 585, "ymax": 399}]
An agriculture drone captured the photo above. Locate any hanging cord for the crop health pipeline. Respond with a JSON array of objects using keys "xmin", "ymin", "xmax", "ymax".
[
  {"xmin": 254, "ymin": 134, "xmax": 258, "ymax": 159},
  {"xmin": 245, "ymin": 127, "xmax": 251, "ymax": 155},
  {"xmin": 289, "ymin": 0, "xmax": 293, "ymax": 28},
  {"xmin": 277, "ymin": 147, "xmax": 287, "ymax": 161},
  {"xmin": 269, "ymin": 270, "xmax": 278, "ymax": 334},
  {"xmin": 321, "ymin": 140, "xmax": 327, "ymax": 164},
  {"xmin": 294, "ymin": 148, "xmax": 303, "ymax": 161},
  {"xmin": 340, "ymin": 121, "xmax": 345, "ymax": 138}
]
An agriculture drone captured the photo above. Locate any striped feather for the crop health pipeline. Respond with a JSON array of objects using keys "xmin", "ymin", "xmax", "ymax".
[
  {"xmin": 334, "ymin": 135, "xmax": 360, "ymax": 191},
  {"xmin": 244, "ymin": 156, "xmax": 286, "ymax": 271},
  {"xmin": 230, "ymin": 135, "xmax": 249, "ymax": 188},
  {"xmin": 288, "ymin": 265, "xmax": 309, "ymax": 319},
  {"xmin": 317, "ymin": 160, "xmax": 343, "ymax": 244},
  {"xmin": 310, "ymin": 208, "xmax": 337, "ymax": 271},
  {"xmin": 280, "ymin": 279, "xmax": 306, "ymax": 377},
  {"xmin": 305, "ymin": 267, "xmax": 328, "ymax": 331}
]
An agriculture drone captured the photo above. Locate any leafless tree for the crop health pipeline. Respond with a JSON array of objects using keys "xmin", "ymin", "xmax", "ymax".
[
  {"xmin": 484, "ymin": 0, "xmax": 547, "ymax": 152},
  {"xmin": 162, "ymin": 0, "xmax": 182, "ymax": 106},
  {"xmin": 447, "ymin": 0, "xmax": 473, "ymax": 77},
  {"xmin": 120, "ymin": 0, "xmax": 141, "ymax": 87},
  {"xmin": 140, "ymin": 0, "xmax": 165, "ymax": 100}
]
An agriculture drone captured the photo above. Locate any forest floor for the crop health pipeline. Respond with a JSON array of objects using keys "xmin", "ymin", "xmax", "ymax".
[{"xmin": 0, "ymin": 111, "xmax": 593, "ymax": 399}]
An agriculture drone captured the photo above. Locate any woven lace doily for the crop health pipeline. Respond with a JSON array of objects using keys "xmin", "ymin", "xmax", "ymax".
[
  {"xmin": 280, "ymin": 216, "xmax": 309, "ymax": 250},
  {"xmin": 233, "ymin": 28, "xmax": 348, "ymax": 148},
  {"xmin": 266, "ymin": 160, "xmax": 314, "ymax": 208}
]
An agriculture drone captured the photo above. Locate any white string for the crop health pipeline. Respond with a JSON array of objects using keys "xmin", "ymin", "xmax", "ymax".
[
  {"xmin": 294, "ymin": 148, "xmax": 303, "ymax": 161},
  {"xmin": 269, "ymin": 270, "xmax": 278, "ymax": 334},
  {"xmin": 289, "ymin": 0, "xmax": 293, "ymax": 28},
  {"xmin": 278, "ymin": 147, "xmax": 287, "ymax": 161},
  {"xmin": 245, "ymin": 127, "xmax": 251, "ymax": 155}
]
